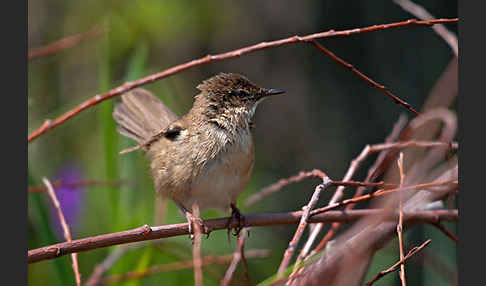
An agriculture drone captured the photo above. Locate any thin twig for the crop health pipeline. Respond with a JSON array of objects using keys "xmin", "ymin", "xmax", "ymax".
[
  {"xmin": 85, "ymin": 242, "xmax": 151, "ymax": 286},
  {"xmin": 308, "ymin": 116, "xmax": 418, "ymax": 256},
  {"xmin": 221, "ymin": 229, "xmax": 251, "ymax": 286},
  {"xmin": 246, "ymin": 170, "xmax": 325, "ymax": 207},
  {"xmin": 27, "ymin": 18, "xmax": 458, "ymax": 143},
  {"xmin": 397, "ymin": 153, "xmax": 407, "ymax": 286},
  {"xmin": 310, "ymin": 40, "xmax": 418, "ymax": 115},
  {"xmin": 296, "ymin": 116, "xmax": 408, "ymax": 267},
  {"xmin": 192, "ymin": 204, "xmax": 203, "ymax": 286},
  {"xmin": 248, "ymin": 141, "xmax": 456, "ymax": 206},
  {"xmin": 366, "ymin": 239, "xmax": 431, "ymax": 286},
  {"xmin": 28, "ymin": 178, "xmax": 132, "ymax": 193},
  {"xmin": 85, "ymin": 246, "xmax": 130, "ymax": 286},
  {"xmin": 42, "ymin": 178, "xmax": 82, "ymax": 286},
  {"xmin": 29, "ymin": 25, "xmax": 106, "ymax": 60},
  {"xmin": 431, "ymin": 222, "xmax": 458, "ymax": 244},
  {"xmin": 309, "ymin": 180, "xmax": 457, "ymax": 217},
  {"xmin": 28, "ymin": 208, "xmax": 458, "ymax": 264},
  {"xmin": 393, "ymin": 0, "xmax": 458, "ymax": 56},
  {"xmin": 277, "ymin": 176, "xmax": 332, "ymax": 276},
  {"xmin": 99, "ymin": 249, "xmax": 269, "ymax": 285}
]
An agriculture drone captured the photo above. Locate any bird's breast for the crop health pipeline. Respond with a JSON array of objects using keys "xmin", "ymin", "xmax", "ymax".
[{"xmin": 188, "ymin": 130, "xmax": 255, "ymax": 213}]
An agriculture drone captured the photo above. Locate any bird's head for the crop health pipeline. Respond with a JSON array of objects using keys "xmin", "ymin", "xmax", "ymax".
[{"xmin": 194, "ymin": 73, "xmax": 285, "ymax": 128}]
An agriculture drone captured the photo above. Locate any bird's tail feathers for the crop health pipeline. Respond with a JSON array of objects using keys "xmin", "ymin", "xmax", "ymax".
[{"xmin": 113, "ymin": 88, "xmax": 178, "ymax": 145}]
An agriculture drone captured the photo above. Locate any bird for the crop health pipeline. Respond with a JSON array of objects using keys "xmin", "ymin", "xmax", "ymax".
[{"xmin": 112, "ymin": 73, "xmax": 285, "ymax": 236}]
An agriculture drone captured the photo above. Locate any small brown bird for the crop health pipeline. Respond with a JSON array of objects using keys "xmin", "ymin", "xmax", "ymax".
[{"xmin": 113, "ymin": 73, "xmax": 284, "ymax": 235}]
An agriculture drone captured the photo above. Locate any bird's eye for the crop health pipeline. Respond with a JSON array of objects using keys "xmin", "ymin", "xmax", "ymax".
[{"xmin": 229, "ymin": 90, "xmax": 248, "ymax": 97}]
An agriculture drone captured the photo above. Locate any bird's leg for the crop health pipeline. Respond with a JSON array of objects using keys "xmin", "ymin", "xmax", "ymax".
[
  {"xmin": 227, "ymin": 203, "xmax": 248, "ymax": 238},
  {"xmin": 175, "ymin": 201, "xmax": 210, "ymax": 239}
]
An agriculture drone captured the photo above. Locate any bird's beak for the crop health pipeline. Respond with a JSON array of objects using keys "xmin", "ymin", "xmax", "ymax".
[{"xmin": 264, "ymin": 88, "xmax": 286, "ymax": 96}]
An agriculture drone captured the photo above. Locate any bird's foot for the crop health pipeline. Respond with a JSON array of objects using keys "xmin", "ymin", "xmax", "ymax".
[
  {"xmin": 227, "ymin": 203, "xmax": 248, "ymax": 238},
  {"xmin": 185, "ymin": 211, "xmax": 211, "ymax": 240}
]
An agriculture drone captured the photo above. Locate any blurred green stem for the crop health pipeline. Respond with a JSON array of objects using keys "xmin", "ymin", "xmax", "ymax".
[{"xmin": 98, "ymin": 17, "xmax": 120, "ymax": 226}]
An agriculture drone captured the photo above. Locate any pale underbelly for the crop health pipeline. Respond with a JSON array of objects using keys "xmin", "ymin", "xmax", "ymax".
[{"xmin": 185, "ymin": 150, "xmax": 254, "ymax": 213}]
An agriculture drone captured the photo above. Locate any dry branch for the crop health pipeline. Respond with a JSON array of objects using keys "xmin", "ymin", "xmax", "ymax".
[
  {"xmin": 277, "ymin": 177, "xmax": 332, "ymax": 276},
  {"xmin": 397, "ymin": 153, "xmax": 407, "ymax": 286},
  {"xmin": 245, "ymin": 169, "xmax": 325, "ymax": 207},
  {"xmin": 221, "ymin": 229, "xmax": 251, "ymax": 286},
  {"xmin": 292, "ymin": 117, "xmax": 408, "ymax": 272},
  {"xmin": 309, "ymin": 180, "xmax": 457, "ymax": 217},
  {"xmin": 310, "ymin": 40, "xmax": 418, "ymax": 115},
  {"xmin": 28, "ymin": 18, "xmax": 457, "ymax": 143},
  {"xmin": 42, "ymin": 178, "xmax": 82, "ymax": 286},
  {"xmin": 308, "ymin": 115, "xmax": 409, "ymax": 256},
  {"xmin": 431, "ymin": 222, "xmax": 458, "ymax": 244},
  {"xmin": 366, "ymin": 239, "xmax": 431, "ymax": 286},
  {"xmin": 28, "ymin": 209, "xmax": 457, "ymax": 264}
]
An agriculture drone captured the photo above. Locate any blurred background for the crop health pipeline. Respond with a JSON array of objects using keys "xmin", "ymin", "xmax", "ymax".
[{"xmin": 28, "ymin": 1, "xmax": 457, "ymax": 285}]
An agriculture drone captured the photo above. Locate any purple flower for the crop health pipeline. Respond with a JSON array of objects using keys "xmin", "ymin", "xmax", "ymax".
[{"xmin": 49, "ymin": 164, "xmax": 84, "ymax": 239}]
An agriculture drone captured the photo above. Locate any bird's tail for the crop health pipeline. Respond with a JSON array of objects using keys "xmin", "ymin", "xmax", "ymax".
[{"xmin": 112, "ymin": 88, "xmax": 179, "ymax": 145}]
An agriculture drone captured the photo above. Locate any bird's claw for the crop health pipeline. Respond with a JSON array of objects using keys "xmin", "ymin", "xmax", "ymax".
[
  {"xmin": 227, "ymin": 203, "xmax": 248, "ymax": 238},
  {"xmin": 186, "ymin": 213, "xmax": 211, "ymax": 241}
]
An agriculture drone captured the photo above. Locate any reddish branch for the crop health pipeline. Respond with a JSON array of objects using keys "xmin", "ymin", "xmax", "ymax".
[
  {"xmin": 246, "ymin": 169, "xmax": 326, "ymax": 206},
  {"xmin": 366, "ymin": 239, "xmax": 431, "ymax": 286},
  {"xmin": 99, "ymin": 249, "xmax": 270, "ymax": 285},
  {"xmin": 221, "ymin": 229, "xmax": 251, "ymax": 286},
  {"xmin": 309, "ymin": 180, "xmax": 457, "ymax": 217},
  {"xmin": 293, "ymin": 118, "xmax": 407, "ymax": 270},
  {"xmin": 28, "ymin": 18, "xmax": 457, "ymax": 143},
  {"xmin": 309, "ymin": 140, "xmax": 455, "ymax": 254},
  {"xmin": 42, "ymin": 178, "xmax": 82, "ymax": 286},
  {"xmin": 246, "ymin": 141, "xmax": 456, "ymax": 207},
  {"xmin": 29, "ymin": 25, "xmax": 106, "ymax": 60},
  {"xmin": 310, "ymin": 40, "xmax": 419, "ymax": 115},
  {"xmin": 28, "ymin": 209, "xmax": 457, "ymax": 264},
  {"xmin": 277, "ymin": 177, "xmax": 332, "ymax": 276},
  {"xmin": 431, "ymin": 222, "xmax": 458, "ymax": 244}
]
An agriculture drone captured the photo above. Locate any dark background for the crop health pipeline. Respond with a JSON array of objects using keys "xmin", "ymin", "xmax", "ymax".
[{"xmin": 28, "ymin": 1, "xmax": 457, "ymax": 285}]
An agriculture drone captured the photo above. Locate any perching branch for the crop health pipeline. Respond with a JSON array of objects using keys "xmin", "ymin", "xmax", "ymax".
[
  {"xmin": 28, "ymin": 209, "xmax": 457, "ymax": 264},
  {"xmin": 28, "ymin": 18, "xmax": 457, "ymax": 143}
]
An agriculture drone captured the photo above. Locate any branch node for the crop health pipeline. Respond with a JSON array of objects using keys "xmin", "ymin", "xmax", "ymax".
[{"xmin": 141, "ymin": 224, "xmax": 152, "ymax": 235}]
